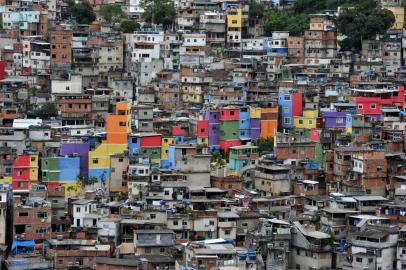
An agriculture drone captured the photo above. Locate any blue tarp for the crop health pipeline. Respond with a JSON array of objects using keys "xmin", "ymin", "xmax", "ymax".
[{"xmin": 11, "ymin": 240, "xmax": 35, "ymax": 252}]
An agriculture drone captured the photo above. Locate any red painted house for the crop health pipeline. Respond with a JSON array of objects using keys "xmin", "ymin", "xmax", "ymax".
[
  {"xmin": 219, "ymin": 140, "xmax": 241, "ymax": 153},
  {"xmin": 12, "ymin": 152, "xmax": 39, "ymax": 192},
  {"xmin": 292, "ymin": 92, "xmax": 303, "ymax": 116},
  {"xmin": 354, "ymin": 97, "xmax": 382, "ymax": 116},
  {"xmin": 197, "ymin": 120, "xmax": 209, "ymax": 137},
  {"xmin": 140, "ymin": 134, "xmax": 162, "ymax": 148},
  {"xmin": 172, "ymin": 126, "xmax": 185, "ymax": 136},
  {"xmin": 220, "ymin": 107, "xmax": 240, "ymax": 121},
  {"xmin": 353, "ymin": 86, "xmax": 406, "ymax": 118}
]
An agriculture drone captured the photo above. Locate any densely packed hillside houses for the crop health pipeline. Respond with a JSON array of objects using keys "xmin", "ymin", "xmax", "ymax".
[{"xmin": 1, "ymin": 0, "xmax": 406, "ymax": 269}]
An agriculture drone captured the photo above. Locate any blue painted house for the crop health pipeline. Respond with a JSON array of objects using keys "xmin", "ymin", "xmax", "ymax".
[
  {"xmin": 239, "ymin": 107, "xmax": 250, "ymax": 139},
  {"xmin": 278, "ymin": 91, "xmax": 294, "ymax": 129}
]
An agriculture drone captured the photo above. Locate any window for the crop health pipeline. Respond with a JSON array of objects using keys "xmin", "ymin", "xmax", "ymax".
[
  {"xmin": 308, "ymin": 120, "xmax": 313, "ymax": 125},
  {"xmin": 284, "ymin": 95, "xmax": 291, "ymax": 101},
  {"xmin": 150, "ymin": 214, "xmax": 156, "ymax": 219},
  {"xmin": 93, "ymin": 159, "xmax": 98, "ymax": 164},
  {"xmin": 224, "ymin": 229, "xmax": 231, "ymax": 235},
  {"xmin": 336, "ymin": 118, "xmax": 344, "ymax": 124},
  {"xmin": 36, "ymin": 227, "xmax": 48, "ymax": 233},
  {"xmin": 299, "ymin": 119, "xmax": 303, "ymax": 125},
  {"xmin": 31, "ymin": 157, "xmax": 36, "ymax": 162},
  {"xmin": 119, "ymin": 121, "xmax": 126, "ymax": 126},
  {"xmin": 368, "ymin": 258, "xmax": 373, "ymax": 263},
  {"xmin": 173, "ymin": 220, "xmax": 178, "ymax": 225},
  {"xmin": 370, "ymin": 104, "xmax": 376, "ymax": 109},
  {"xmin": 358, "ymin": 104, "xmax": 363, "ymax": 109},
  {"xmin": 283, "ymin": 107, "xmax": 289, "ymax": 113},
  {"xmin": 356, "ymin": 257, "xmax": 362, "ymax": 263},
  {"xmin": 19, "ymin": 212, "xmax": 28, "ymax": 217},
  {"xmin": 76, "ymin": 207, "xmax": 81, "ymax": 213},
  {"xmin": 37, "ymin": 212, "xmax": 48, "ymax": 218},
  {"xmin": 284, "ymin": 117, "xmax": 291, "ymax": 124},
  {"xmin": 209, "ymin": 220, "xmax": 215, "ymax": 226}
]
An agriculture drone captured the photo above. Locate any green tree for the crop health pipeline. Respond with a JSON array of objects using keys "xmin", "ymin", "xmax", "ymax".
[
  {"xmin": 70, "ymin": 1, "xmax": 96, "ymax": 24},
  {"xmin": 0, "ymin": 15, "xmax": 3, "ymax": 31},
  {"xmin": 211, "ymin": 150, "xmax": 226, "ymax": 167},
  {"xmin": 249, "ymin": 1, "xmax": 265, "ymax": 20},
  {"xmin": 265, "ymin": 10, "xmax": 309, "ymax": 35},
  {"xmin": 265, "ymin": 10, "xmax": 286, "ymax": 32},
  {"xmin": 255, "ymin": 137, "xmax": 274, "ymax": 154},
  {"xmin": 142, "ymin": 0, "xmax": 176, "ymax": 29},
  {"xmin": 119, "ymin": 20, "xmax": 140, "ymax": 33},
  {"xmin": 35, "ymin": 102, "xmax": 58, "ymax": 119},
  {"xmin": 337, "ymin": 3, "xmax": 395, "ymax": 51},
  {"xmin": 100, "ymin": 4, "xmax": 126, "ymax": 24}
]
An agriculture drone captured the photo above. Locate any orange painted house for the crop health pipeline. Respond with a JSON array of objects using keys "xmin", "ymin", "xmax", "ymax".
[{"xmin": 260, "ymin": 107, "xmax": 278, "ymax": 138}]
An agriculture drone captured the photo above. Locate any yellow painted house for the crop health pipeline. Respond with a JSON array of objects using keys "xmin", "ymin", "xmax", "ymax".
[
  {"xmin": 161, "ymin": 137, "xmax": 175, "ymax": 161},
  {"xmin": 88, "ymin": 102, "xmax": 131, "ymax": 181},
  {"xmin": 294, "ymin": 109, "xmax": 318, "ymax": 129},
  {"xmin": 197, "ymin": 137, "xmax": 208, "ymax": 145},
  {"xmin": 249, "ymin": 107, "xmax": 261, "ymax": 118},
  {"xmin": 227, "ymin": 8, "xmax": 242, "ymax": 28},
  {"xmin": 29, "ymin": 153, "xmax": 39, "ymax": 181},
  {"xmin": 0, "ymin": 176, "xmax": 12, "ymax": 184}
]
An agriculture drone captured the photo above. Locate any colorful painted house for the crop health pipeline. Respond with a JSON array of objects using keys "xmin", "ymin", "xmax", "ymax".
[
  {"xmin": 171, "ymin": 126, "xmax": 185, "ymax": 144},
  {"xmin": 207, "ymin": 110, "xmax": 220, "ymax": 151},
  {"xmin": 60, "ymin": 142, "xmax": 89, "ymax": 178},
  {"xmin": 161, "ymin": 136, "xmax": 175, "ymax": 161},
  {"xmin": 278, "ymin": 91, "xmax": 303, "ymax": 129},
  {"xmin": 88, "ymin": 102, "xmax": 131, "ymax": 182},
  {"xmin": 41, "ymin": 156, "xmax": 80, "ymax": 190},
  {"xmin": 197, "ymin": 120, "xmax": 209, "ymax": 145},
  {"xmin": 219, "ymin": 107, "xmax": 240, "ymax": 152},
  {"xmin": 228, "ymin": 145, "xmax": 259, "ymax": 171},
  {"xmin": 294, "ymin": 109, "xmax": 318, "ymax": 129},
  {"xmin": 353, "ymin": 97, "xmax": 382, "ymax": 121},
  {"xmin": 345, "ymin": 114, "xmax": 352, "ymax": 134},
  {"xmin": 12, "ymin": 150, "xmax": 39, "ymax": 192},
  {"xmin": 239, "ymin": 107, "xmax": 250, "ymax": 140},
  {"xmin": 260, "ymin": 107, "xmax": 278, "ymax": 138},
  {"xmin": 322, "ymin": 111, "xmax": 347, "ymax": 129},
  {"xmin": 249, "ymin": 107, "xmax": 261, "ymax": 141},
  {"xmin": 128, "ymin": 133, "xmax": 162, "ymax": 163}
]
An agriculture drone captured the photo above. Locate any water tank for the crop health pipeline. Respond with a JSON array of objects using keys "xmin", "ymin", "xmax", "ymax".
[
  {"xmin": 238, "ymin": 252, "xmax": 247, "ymax": 260},
  {"xmin": 247, "ymin": 249, "xmax": 256, "ymax": 260}
]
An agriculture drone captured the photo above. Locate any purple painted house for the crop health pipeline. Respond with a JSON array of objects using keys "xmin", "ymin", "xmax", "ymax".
[
  {"xmin": 60, "ymin": 143, "xmax": 89, "ymax": 178},
  {"xmin": 322, "ymin": 111, "xmax": 347, "ymax": 129},
  {"xmin": 250, "ymin": 118, "xmax": 260, "ymax": 140},
  {"xmin": 206, "ymin": 110, "xmax": 220, "ymax": 150},
  {"xmin": 206, "ymin": 110, "xmax": 220, "ymax": 124}
]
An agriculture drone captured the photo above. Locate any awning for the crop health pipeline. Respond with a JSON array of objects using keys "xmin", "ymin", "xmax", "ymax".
[{"xmin": 11, "ymin": 240, "xmax": 35, "ymax": 252}]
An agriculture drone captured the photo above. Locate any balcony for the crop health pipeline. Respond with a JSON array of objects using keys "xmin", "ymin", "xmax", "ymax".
[
  {"xmin": 61, "ymin": 112, "xmax": 91, "ymax": 119},
  {"xmin": 218, "ymin": 221, "xmax": 236, "ymax": 228},
  {"xmin": 47, "ymin": 248, "xmax": 109, "ymax": 257}
]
